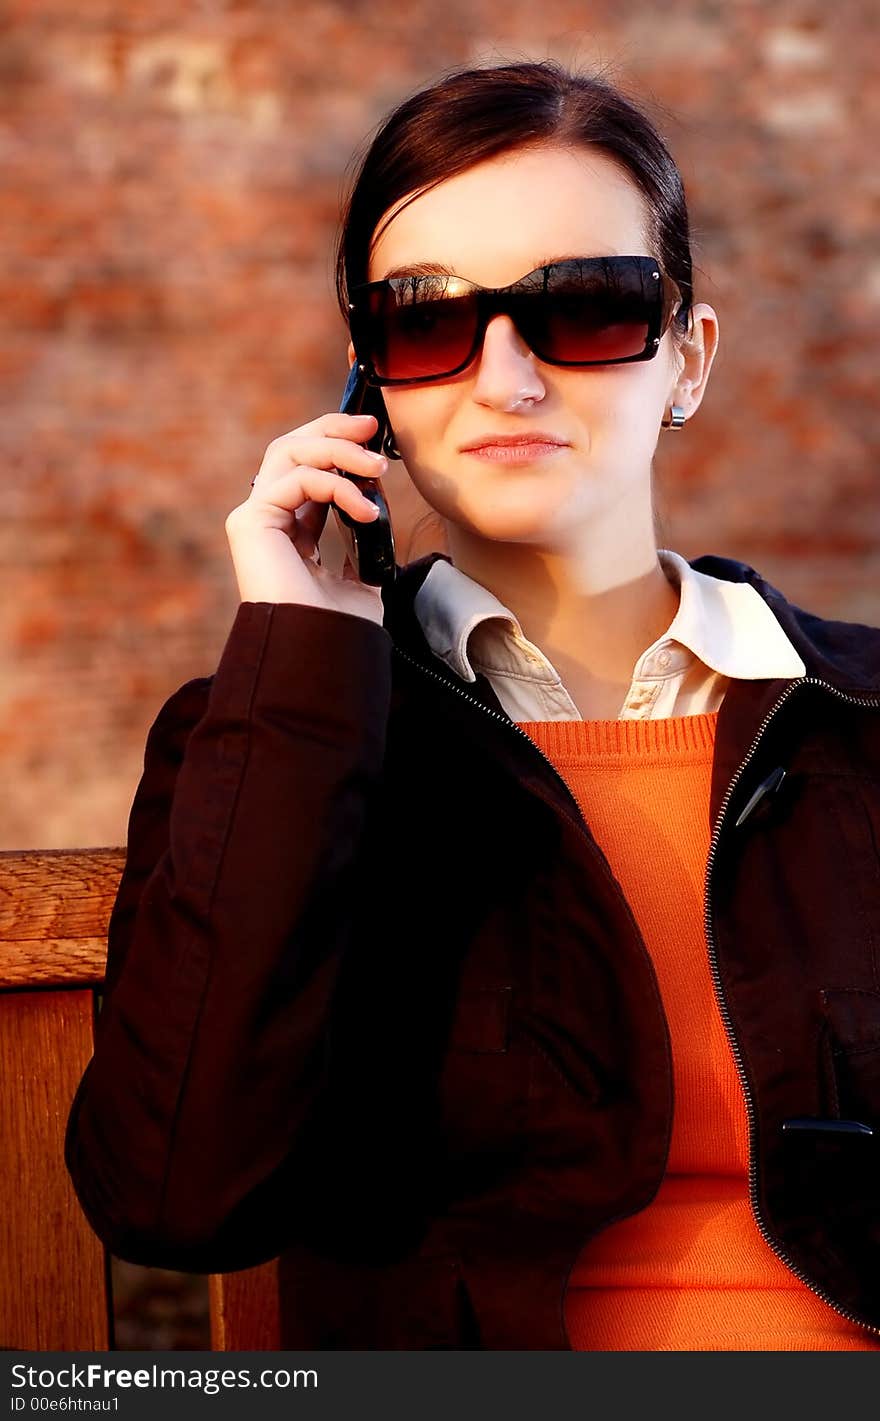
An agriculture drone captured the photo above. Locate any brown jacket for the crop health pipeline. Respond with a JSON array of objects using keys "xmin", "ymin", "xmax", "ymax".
[{"xmin": 65, "ymin": 552, "xmax": 880, "ymax": 1348}]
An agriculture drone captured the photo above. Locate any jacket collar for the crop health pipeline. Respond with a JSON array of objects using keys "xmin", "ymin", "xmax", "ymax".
[{"xmin": 689, "ymin": 552, "xmax": 880, "ymax": 695}]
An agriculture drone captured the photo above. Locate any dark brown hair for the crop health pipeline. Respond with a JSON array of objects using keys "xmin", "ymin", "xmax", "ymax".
[{"xmin": 334, "ymin": 60, "xmax": 694, "ymax": 340}]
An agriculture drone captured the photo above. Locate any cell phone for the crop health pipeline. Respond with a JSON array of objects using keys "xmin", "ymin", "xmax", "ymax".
[{"xmin": 329, "ymin": 364, "xmax": 397, "ymax": 587}]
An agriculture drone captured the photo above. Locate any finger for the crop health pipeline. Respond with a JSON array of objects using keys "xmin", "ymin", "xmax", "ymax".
[
  {"xmin": 262, "ymin": 434, "xmax": 389, "ymax": 482},
  {"xmin": 275, "ymin": 412, "xmax": 379, "ymax": 443},
  {"xmin": 250, "ymin": 465, "xmax": 380, "ymax": 526}
]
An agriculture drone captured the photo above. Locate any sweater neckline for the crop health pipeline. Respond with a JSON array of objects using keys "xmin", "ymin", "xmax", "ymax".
[{"xmin": 516, "ymin": 710, "xmax": 719, "ymax": 762}]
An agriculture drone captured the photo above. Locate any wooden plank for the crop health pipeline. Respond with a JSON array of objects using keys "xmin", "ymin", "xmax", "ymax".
[
  {"xmin": 0, "ymin": 939, "xmax": 109, "ymax": 989},
  {"xmin": 0, "ymin": 848, "xmax": 122, "ymax": 987},
  {"xmin": 0, "ymin": 988, "xmax": 110, "ymax": 1349},
  {"xmin": 0, "ymin": 847, "xmax": 125, "ymax": 936},
  {"xmin": 2, "ymin": 846, "xmax": 281, "ymax": 1352},
  {"xmin": 209, "ymin": 1262, "xmax": 281, "ymax": 1350}
]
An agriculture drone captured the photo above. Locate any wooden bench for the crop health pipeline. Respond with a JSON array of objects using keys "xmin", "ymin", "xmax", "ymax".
[{"xmin": 0, "ymin": 847, "xmax": 281, "ymax": 1351}]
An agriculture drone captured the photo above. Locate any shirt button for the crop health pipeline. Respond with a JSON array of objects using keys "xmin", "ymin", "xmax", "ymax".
[
  {"xmin": 626, "ymin": 689, "xmax": 652, "ymax": 710},
  {"xmin": 656, "ymin": 650, "xmax": 671, "ymax": 668}
]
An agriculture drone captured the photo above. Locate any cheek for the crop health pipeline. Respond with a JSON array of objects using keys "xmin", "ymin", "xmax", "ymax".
[
  {"xmin": 382, "ymin": 388, "xmax": 447, "ymax": 447},
  {"xmin": 586, "ymin": 372, "xmax": 667, "ymax": 447},
  {"xmin": 382, "ymin": 388, "xmax": 459, "ymax": 496}
]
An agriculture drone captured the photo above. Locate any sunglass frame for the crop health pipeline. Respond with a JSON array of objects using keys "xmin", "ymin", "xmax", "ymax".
[{"xmin": 348, "ymin": 255, "xmax": 685, "ymax": 386}]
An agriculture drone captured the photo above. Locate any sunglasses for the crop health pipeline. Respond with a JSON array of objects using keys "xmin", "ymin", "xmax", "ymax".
[{"xmin": 348, "ymin": 255, "xmax": 686, "ymax": 386}]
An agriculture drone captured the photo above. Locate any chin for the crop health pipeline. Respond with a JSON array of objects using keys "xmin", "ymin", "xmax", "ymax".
[
  {"xmin": 472, "ymin": 482, "xmax": 594, "ymax": 537},
  {"xmin": 454, "ymin": 508, "xmax": 563, "ymax": 546}
]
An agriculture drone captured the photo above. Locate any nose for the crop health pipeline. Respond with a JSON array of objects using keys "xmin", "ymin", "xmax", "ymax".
[{"xmin": 470, "ymin": 314, "xmax": 546, "ymax": 412}]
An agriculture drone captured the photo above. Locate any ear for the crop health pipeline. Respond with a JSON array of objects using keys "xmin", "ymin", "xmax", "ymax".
[{"xmin": 669, "ymin": 302, "xmax": 719, "ymax": 419}]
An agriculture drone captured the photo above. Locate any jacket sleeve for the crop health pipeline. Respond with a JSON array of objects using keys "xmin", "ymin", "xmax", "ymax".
[{"xmin": 64, "ymin": 599, "xmax": 393, "ymax": 1272}]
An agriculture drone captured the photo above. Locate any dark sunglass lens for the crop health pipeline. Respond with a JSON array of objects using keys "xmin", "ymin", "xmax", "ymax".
[
  {"xmin": 525, "ymin": 260, "xmax": 658, "ymax": 363},
  {"xmin": 368, "ymin": 283, "xmax": 477, "ymax": 380}
]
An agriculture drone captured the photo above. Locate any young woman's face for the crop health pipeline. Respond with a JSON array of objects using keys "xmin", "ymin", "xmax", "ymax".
[{"xmin": 353, "ymin": 143, "xmax": 699, "ymax": 552}]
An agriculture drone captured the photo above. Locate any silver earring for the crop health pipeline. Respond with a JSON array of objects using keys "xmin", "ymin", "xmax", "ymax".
[
  {"xmin": 381, "ymin": 428, "xmax": 402, "ymax": 460},
  {"xmin": 661, "ymin": 404, "xmax": 687, "ymax": 430}
]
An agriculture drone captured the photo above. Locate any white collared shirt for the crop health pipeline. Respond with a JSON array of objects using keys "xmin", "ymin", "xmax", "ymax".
[{"xmin": 412, "ymin": 548, "xmax": 807, "ymax": 721}]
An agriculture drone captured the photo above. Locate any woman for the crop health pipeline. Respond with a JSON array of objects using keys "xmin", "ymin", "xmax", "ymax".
[{"xmin": 65, "ymin": 61, "xmax": 880, "ymax": 1350}]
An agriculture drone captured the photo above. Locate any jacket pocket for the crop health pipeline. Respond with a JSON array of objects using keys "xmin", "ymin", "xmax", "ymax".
[
  {"xmin": 781, "ymin": 988, "xmax": 880, "ymax": 1281},
  {"xmin": 436, "ymin": 985, "xmax": 527, "ymax": 1179},
  {"xmin": 819, "ymin": 988, "xmax": 880, "ymax": 1126}
]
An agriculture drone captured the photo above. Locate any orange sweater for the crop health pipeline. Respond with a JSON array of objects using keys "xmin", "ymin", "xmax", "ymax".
[{"xmin": 518, "ymin": 711, "xmax": 879, "ymax": 1351}]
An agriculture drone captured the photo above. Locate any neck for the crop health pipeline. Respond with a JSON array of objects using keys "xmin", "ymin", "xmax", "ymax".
[{"xmin": 444, "ymin": 524, "xmax": 681, "ymax": 717}]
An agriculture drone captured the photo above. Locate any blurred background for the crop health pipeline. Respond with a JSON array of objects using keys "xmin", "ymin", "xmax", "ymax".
[{"xmin": 3, "ymin": 0, "xmax": 878, "ymax": 1348}]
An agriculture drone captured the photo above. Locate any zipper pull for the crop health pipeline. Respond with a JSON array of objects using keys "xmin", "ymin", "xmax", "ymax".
[
  {"xmin": 735, "ymin": 765, "xmax": 787, "ymax": 828},
  {"xmin": 782, "ymin": 1116, "xmax": 874, "ymax": 1137}
]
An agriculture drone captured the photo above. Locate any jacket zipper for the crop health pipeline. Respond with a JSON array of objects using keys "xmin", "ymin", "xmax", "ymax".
[
  {"xmin": 703, "ymin": 674, "xmax": 880, "ymax": 1338},
  {"xmin": 394, "ymin": 643, "xmax": 880, "ymax": 1339}
]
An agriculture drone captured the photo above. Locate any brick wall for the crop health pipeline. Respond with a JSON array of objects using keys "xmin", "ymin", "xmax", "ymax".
[{"xmin": 3, "ymin": 0, "xmax": 878, "ymax": 851}]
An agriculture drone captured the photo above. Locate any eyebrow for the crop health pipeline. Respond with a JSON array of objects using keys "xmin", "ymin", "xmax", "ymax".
[
  {"xmin": 377, "ymin": 254, "xmax": 621, "ymax": 282},
  {"xmin": 379, "ymin": 261, "xmax": 459, "ymax": 280}
]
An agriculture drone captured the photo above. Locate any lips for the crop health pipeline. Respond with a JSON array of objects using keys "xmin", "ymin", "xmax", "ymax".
[{"xmin": 460, "ymin": 432, "xmax": 569, "ymax": 451}]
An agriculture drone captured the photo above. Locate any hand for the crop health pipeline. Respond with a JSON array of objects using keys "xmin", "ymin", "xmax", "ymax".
[{"xmin": 225, "ymin": 412, "xmax": 390, "ymax": 626}]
